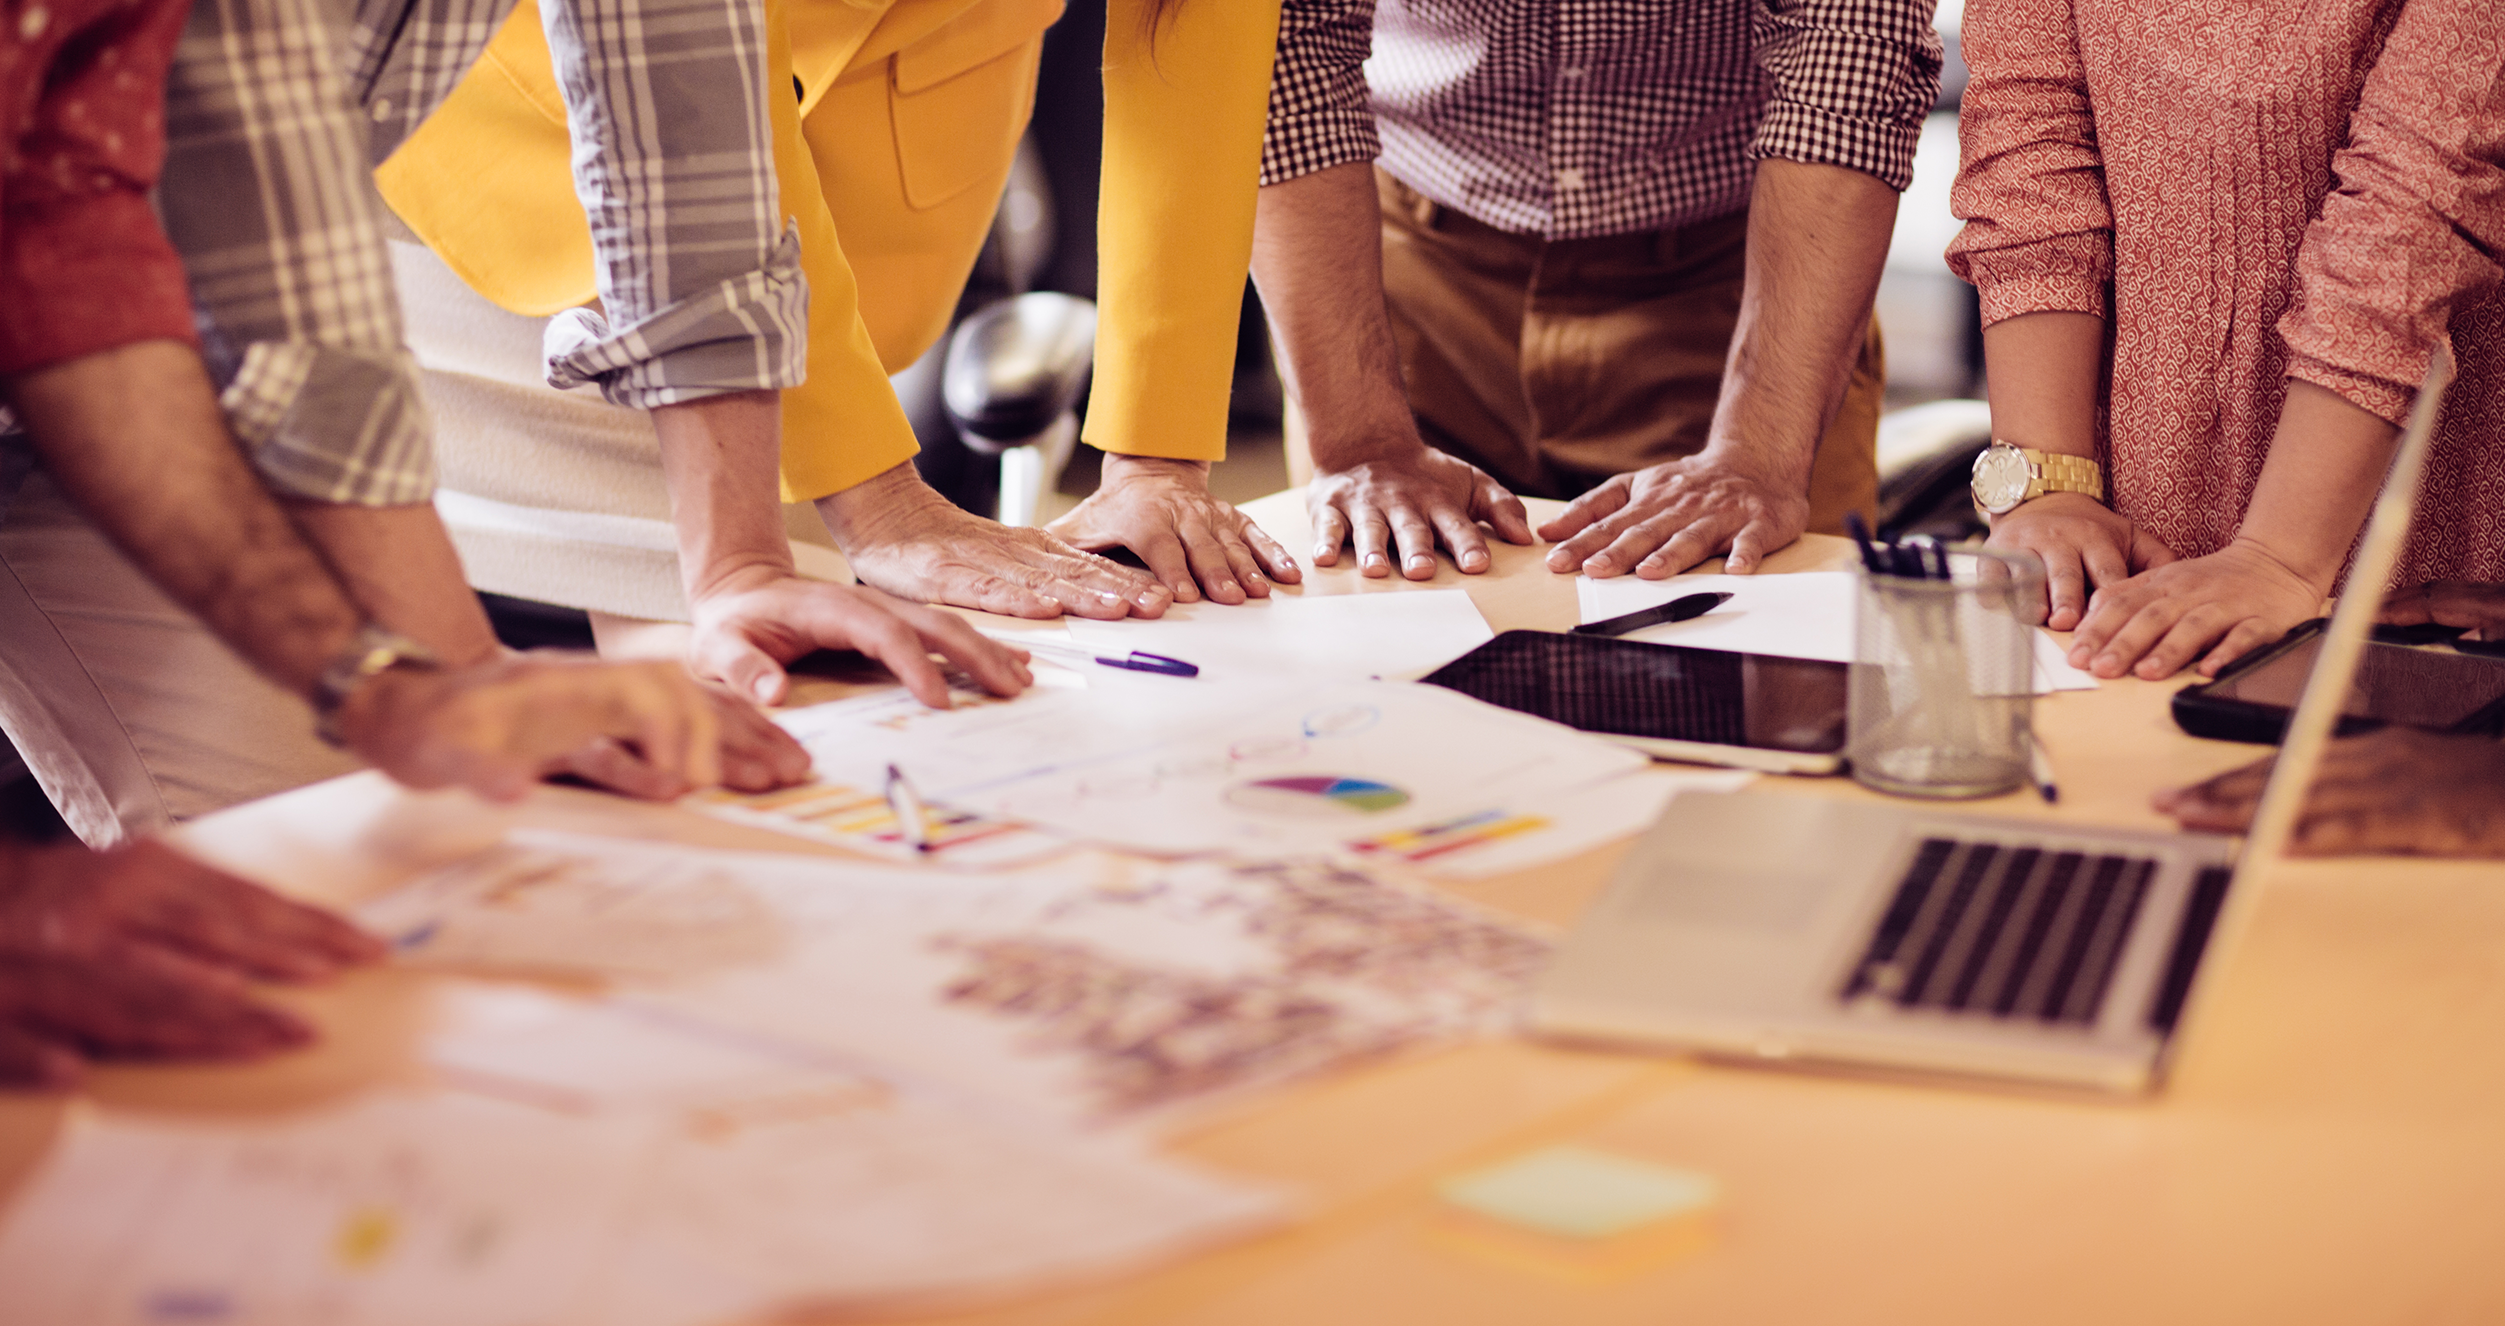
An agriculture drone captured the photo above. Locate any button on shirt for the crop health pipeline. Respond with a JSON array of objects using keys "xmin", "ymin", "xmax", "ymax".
[{"xmin": 1264, "ymin": 0, "xmax": 1944, "ymax": 240}]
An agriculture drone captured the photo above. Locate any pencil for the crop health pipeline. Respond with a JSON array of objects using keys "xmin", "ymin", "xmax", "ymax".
[{"xmin": 884, "ymin": 762, "xmax": 934, "ymax": 853}]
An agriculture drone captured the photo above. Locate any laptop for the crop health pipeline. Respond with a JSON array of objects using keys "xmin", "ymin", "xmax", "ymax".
[{"xmin": 1533, "ymin": 348, "xmax": 2457, "ymax": 1094}]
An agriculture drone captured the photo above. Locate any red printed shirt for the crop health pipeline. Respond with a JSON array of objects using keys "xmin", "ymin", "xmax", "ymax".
[{"xmin": 0, "ymin": 0, "xmax": 198, "ymax": 374}]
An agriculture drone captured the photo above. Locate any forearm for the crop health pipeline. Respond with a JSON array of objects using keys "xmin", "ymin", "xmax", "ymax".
[
  {"xmin": 277, "ymin": 502, "xmax": 500, "ymax": 666},
  {"xmin": 2236, "ymin": 380, "xmax": 2400, "ymax": 590},
  {"xmin": 651, "ymin": 391, "xmax": 796, "ymax": 602},
  {"xmin": 3, "ymin": 342, "xmax": 361, "ymax": 696},
  {"xmin": 1711, "ymin": 159, "xmax": 1900, "ymax": 480},
  {"xmin": 1979, "ymin": 310, "xmax": 2104, "ymax": 458},
  {"xmin": 1249, "ymin": 161, "xmax": 1422, "ymax": 468}
]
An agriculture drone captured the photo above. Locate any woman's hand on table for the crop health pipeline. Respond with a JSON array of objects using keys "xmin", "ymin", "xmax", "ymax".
[
  {"xmin": 1047, "ymin": 456, "xmax": 1301, "ymax": 604},
  {"xmin": 2156, "ymin": 727, "xmax": 2505, "ymax": 857},
  {"xmin": 1985, "ymin": 493, "xmax": 2177, "ymax": 630},
  {"xmin": 0, "ymin": 839, "xmax": 384, "ymax": 1088},
  {"xmin": 2379, "ymin": 580, "xmax": 2505, "ymax": 641},
  {"xmin": 2063, "ymin": 538, "xmax": 2323, "ymax": 680},
  {"xmin": 818, "ymin": 463, "xmax": 1170, "ymax": 622},
  {"xmin": 1306, "ymin": 446, "xmax": 1532, "ymax": 579}
]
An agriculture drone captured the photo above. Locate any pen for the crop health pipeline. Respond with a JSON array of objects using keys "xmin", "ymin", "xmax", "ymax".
[
  {"xmin": 1573, "ymin": 591, "xmax": 1734, "ymax": 637},
  {"xmin": 1001, "ymin": 636, "xmax": 1201, "ymax": 678},
  {"xmin": 884, "ymin": 762, "xmax": 934, "ymax": 853},
  {"xmin": 1846, "ymin": 512, "xmax": 1888, "ymax": 575},
  {"xmin": 2028, "ymin": 739, "xmax": 2059, "ymax": 804}
]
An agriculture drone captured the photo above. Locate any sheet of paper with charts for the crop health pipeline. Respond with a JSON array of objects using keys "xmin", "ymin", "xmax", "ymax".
[
  {"xmin": 360, "ymin": 832, "xmax": 1551, "ymax": 1128},
  {"xmin": 749, "ymin": 677, "xmax": 1648, "ymax": 859}
]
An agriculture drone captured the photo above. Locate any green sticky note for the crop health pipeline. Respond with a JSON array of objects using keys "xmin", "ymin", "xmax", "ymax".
[{"xmin": 1438, "ymin": 1145, "xmax": 1719, "ymax": 1241}]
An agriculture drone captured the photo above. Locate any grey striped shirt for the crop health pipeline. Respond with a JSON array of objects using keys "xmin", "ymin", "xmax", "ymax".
[{"xmin": 157, "ymin": 0, "xmax": 803, "ymax": 506}]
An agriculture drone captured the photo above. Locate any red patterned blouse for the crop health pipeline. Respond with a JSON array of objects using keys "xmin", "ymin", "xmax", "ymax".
[{"xmin": 1947, "ymin": 0, "xmax": 2505, "ymax": 588}]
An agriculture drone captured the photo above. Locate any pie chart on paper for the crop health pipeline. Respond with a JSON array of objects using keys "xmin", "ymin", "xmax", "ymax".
[{"xmin": 1224, "ymin": 775, "xmax": 1413, "ymax": 818}]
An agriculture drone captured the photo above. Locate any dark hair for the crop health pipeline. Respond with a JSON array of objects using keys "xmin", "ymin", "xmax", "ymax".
[{"xmin": 1140, "ymin": 0, "xmax": 1185, "ymax": 41}]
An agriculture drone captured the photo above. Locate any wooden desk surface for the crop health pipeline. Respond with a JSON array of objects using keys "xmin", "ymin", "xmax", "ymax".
[{"xmin": 9, "ymin": 492, "xmax": 2502, "ymax": 1324}]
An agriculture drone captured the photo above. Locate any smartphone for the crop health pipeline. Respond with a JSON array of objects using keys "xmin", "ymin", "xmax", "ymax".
[{"xmin": 2172, "ymin": 620, "xmax": 2505, "ymax": 744}]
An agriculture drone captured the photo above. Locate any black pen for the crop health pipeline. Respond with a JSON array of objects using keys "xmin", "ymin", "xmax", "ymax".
[
  {"xmin": 1572, "ymin": 591, "xmax": 1734, "ymax": 637},
  {"xmin": 1846, "ymin": 511, "xmax": 1888, "ymax": 575}
]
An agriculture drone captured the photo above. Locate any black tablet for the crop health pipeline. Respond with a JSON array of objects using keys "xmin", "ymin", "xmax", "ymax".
[
  {"xmin": 1420, "ymin": 631, "xmax": 1848, "ymax": 774},
  {"xmin": 2172, "ymin": 619, "xmax": 2505, "ymax": 744}
]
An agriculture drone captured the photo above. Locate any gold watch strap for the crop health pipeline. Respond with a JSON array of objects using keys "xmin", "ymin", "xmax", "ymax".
[{"xmin": 2027, "ymin": 450, "xmax": 2105, "ymax": 501}]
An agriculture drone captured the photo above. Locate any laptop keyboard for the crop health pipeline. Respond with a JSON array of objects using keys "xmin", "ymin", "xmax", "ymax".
[{"xmin": 1840, "ymin": 838, "xmax": 2158, "ymax": 1026}]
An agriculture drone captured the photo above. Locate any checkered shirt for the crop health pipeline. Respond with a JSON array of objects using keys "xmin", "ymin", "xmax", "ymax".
[
  {"xmin": 1263, "ymin": 0, "xmax": 1943, "ymax": 240},
  {"xmin": 155, "ymin": 0, "xmax": 803, "ymax": 506}
]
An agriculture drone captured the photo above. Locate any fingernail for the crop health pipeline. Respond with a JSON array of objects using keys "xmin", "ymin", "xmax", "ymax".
[
  {"xmin": 1099, "ymin": 591, "xmax": 1123, "ymax": 603},
  {"xmin": 1314, "ymin": 544, "xmax": 1331, "ymax": 560},
  {"xmin": 1216, "ymin": 580, "xmax": 1237, "ymax": 596}
]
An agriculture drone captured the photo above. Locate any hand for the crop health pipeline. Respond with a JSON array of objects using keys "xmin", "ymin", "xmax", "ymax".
[
  {"xmin": 336, "ymin": 652, "xmax": 723, "ymax": 802},
  {"xmin": 817, "ymin": 463, "xmax": 1170, "ymax": 620},
  {"xmin": 559, "ymin": 682, "xmax": 813, "ymax": 798},
  {"xmin": 1306, "ymin": 448, "xmax": 1533, "ymax": 579},
  {"xmin": 2379, "ymin": 580, "xmax": 2505, "ymax": 641},
  {"xmin": 2155, "ymin": 728, "xmax": 2505, "ymax": 857},
  {"xmin": 2066, "ymin": 539, "xmax": 2325, "ymax": 680},
  {"xmin": 1540, "ymin": 448, "xmax": 1809, "ymax": 578},
  {"xmin": 688, "ymin": 563, "xmax": 1033, "ymax": 708},
  {"xmin": 1047, "ymin": 456, "xmax": 1301, "ymax": 604},
  {"xmin": 1985, "ymin": 493, "xmax": 2178, "ymax": 630},
  {"xmin": 0, "ymin": 839, "xmax": 384, "ymax": 1087}
]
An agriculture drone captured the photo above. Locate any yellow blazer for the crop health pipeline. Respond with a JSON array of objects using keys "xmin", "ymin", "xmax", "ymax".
[{"xmin": 377, "ymin": 0, "xmax": 1280, "ymax": 503}]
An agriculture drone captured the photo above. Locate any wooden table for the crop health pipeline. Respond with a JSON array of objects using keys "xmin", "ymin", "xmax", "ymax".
[{"xmin": 9, "ymin": 491, "xmax": 2502, "ymax": 1324}]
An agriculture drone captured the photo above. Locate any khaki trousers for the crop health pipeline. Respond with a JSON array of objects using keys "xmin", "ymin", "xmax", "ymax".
[{"xmin": 1375, "ymin": 169, "xmax": 1882, "ymax": 533}]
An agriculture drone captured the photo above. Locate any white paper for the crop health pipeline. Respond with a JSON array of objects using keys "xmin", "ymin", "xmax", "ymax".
[
  {"xmin": 955, "ymin": 680, "xmax": 1648, "ymax": 856},
  {"xmin": 355, "ymin": 835, "xmax": 1548, "ymax": 1129},
  {"xmin": 1063, "ymin": 590, "xmax": 1495, "ymax": 684},
  {"xmin": 585, "ymin": 1107, "xmax": 1282, "ymax": 1326},
  {"xmin": 0, "ymin": 1093, "xmax": 651, "ymax": 1326},
  {"xmin": 1342, "ymin": 765, "xmax": 1755, "ymax": 880},
  {"xmin": 765, "ymin": 677, "xmax": 1644, "ymax": 859},
  {"xmin": 1576, "ymin": 571, "xmax": 2096, "ymax": 693},
  {"xmin": 356, "ymin": 841, "xmax": 788, "ymax": 979}
]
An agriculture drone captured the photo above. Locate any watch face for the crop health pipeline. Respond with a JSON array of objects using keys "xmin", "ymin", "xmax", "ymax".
[{"xmin": 1971, "ymin": 445, "xmax": 2032, "ymax": 514}]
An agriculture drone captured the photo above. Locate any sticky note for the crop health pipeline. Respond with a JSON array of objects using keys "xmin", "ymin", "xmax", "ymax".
[{"xmin": 1438, "ymin": 1145, "xmax": 1719, "ymax": 1241}]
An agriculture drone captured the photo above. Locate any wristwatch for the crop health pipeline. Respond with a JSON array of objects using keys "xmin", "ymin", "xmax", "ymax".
[
  {"xmin": 1969, "ymin": 442, "xmax": 2105, "ymax": 516},
  {"xmin": 312, "ymin": 623, "xmax": 440, "ymax": 746}
]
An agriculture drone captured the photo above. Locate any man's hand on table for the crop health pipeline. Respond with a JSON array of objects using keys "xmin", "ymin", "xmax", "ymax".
[
  {"xmin": 1541, "ymin": 445, "xmax": 1811, "ymax": 578},
  {"xmin": 2156, "ymin": 727, "xmax": 2505, "ymax": 857},
  {"xmin": 687, "ymin": 562, "xmax": 1033, "ymax": 712},
  {"xmin": 818, "ymin": 463, "xmax": 1172, "ymax": 621},
  {"xmin": 1047, "ymin": 456, "xmax": 1300, "ymax": 604},
  {"xmin": 1306, "ymin": 446, "xmax": 1532, "ymax": 579},
  {"xmin": 0, "ymin": 839, "xmax": 384, "ymax": 1088},
  {"xmin": 336, "ymin": 652, "xmax": 727, "ymax": 803}
]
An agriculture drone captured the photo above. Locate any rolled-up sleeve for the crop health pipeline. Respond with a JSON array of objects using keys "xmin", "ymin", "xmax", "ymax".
[
  {"xmin": 1942, "ymin": 0, "xmax": 2111, "ymax": 326},
  {"xmin": 1260, "ymin": 0, "xmax": 1380, "ymax": 187},
  {"xmin": 2278, "ymin": 0, "xmax": 2505, "ymax": 426},
  {"xmin": 1749, "ymin": 0, "xmax": 1941, "ymax": 192},
  {"xmin": 537, "ymin": 0, "xmax": 807, "ymax": 409},
  {"xmin": 157, "ymin": 0, "xmax": 436, "ymax": 506}
]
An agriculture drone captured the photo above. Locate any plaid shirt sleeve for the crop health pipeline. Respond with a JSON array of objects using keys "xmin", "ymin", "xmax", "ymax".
[
  {"xmin": 155, "ymin": 0, "xmax": 439, "ymax": 506},
  {"xmin": 1749, "ymin": 0, "xmax": 1943, "ymax": 191},
  {"xmin": 534, "ymin": 0, "xmax": 807, "ymax": 409},
  {"xmin": 1259, "ymin": 0, "xmax": 1382, "ymax": 187}
]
